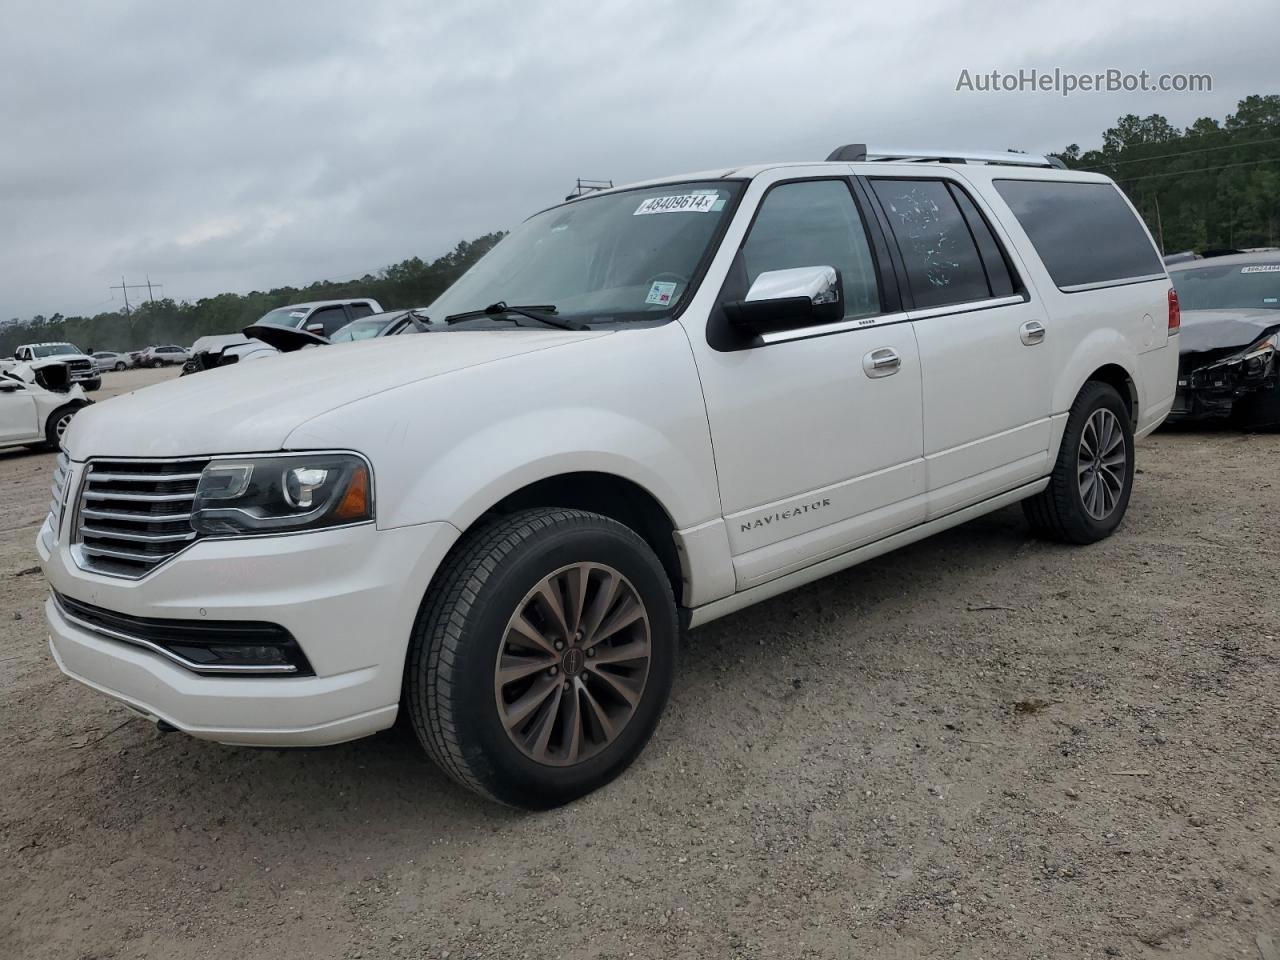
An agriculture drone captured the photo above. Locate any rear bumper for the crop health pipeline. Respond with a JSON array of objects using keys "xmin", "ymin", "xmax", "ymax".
[{"xmin": 39, "ymin": 517, "xmax": 459, "ymax": 746}]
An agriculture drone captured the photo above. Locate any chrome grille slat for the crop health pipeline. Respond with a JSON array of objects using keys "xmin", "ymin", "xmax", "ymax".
[
  {"xmin": 74, "ymin": 458, "xmax": 209, "ymax": 578},
  {"xmin": 47, "ymin": 452, "xmax": 70, "ymax": 543},
  {"xmin": 80, "ymin": 526, "xmax": 197, "ymax": 543},
  {"xmin": 80, "ymin": 507, "xmax": 193, "ymax": 522},
  {"xmin": 82, "ymin": 489, "xmax": 195, "ymax": 503},
  {"xmin": 88, "ymin": 471, "xmax": 204, "ymax": 483}
]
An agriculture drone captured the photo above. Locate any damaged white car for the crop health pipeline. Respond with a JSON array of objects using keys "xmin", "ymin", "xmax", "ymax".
[{"xmin": 0, "ymin": 369, "xmax": 91, "ymax": 450}]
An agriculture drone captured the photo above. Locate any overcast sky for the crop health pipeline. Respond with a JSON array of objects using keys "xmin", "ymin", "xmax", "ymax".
[{"xmin": 1, "ymin": 0, "xmax": 1274, "ymax": 320}]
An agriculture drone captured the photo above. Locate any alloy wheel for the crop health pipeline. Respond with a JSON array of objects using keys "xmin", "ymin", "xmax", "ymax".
[
  {"xmin": 1077, "ymin": 408, "xmax": 1127, "ymax": 521},
  {"xmin": 494, "ymin": 562, "xmax": 651, "ymax": 767}
]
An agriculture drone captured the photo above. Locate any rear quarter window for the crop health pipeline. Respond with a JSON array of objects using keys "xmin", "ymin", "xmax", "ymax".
[{"xmin": 993, "ymin": 179, "xmax": 1164, "ymax": 291}]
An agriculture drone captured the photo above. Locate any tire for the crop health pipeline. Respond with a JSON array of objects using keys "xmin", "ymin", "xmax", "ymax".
[
  {"xmin": 152, "ymin": 359, "xmax": 163, "ymax": 368},
  {"xmin": 114, "ymin": 362, "xmax": 125, "ymax": 371},
  {"xmin": 1023, "ymin": 381, "xmax": 1134, "ymax": 544},
  {"xmin": 44, "ymin": 404, "xmax": 80, "ymax": 448},
  {"xmin": 405, "ymin": 508, "xmax": 678, "ymax": 809},
  {"xmin": 84, "ymin": 377, "xmax": 101, "ymax": 392}
]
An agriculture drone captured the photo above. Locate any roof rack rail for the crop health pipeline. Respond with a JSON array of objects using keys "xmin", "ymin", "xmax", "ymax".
[{"xmin": 826, "ymin": 144, "xmax": 1065, "ymax": 169}]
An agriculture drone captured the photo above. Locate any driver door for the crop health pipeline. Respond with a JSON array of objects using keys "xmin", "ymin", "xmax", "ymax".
[
  {"xmin": 0, "ymin": 380, "xmax": 39, "ymax": 443},
  {"xmin": 686, "ymin": 174, "xmax": 927, "ymax": 590}
]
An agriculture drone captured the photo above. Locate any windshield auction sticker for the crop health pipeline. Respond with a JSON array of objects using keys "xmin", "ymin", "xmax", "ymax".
[
  {"xmin": 645, "ymin": 280, "xmax": 677, "ymax": 306},
  {"xmin": 634, "ymin": 194, "xmax": 718, "ymax": 215},
  {"xmin": 1241, "ymin": 265, "xmax": 1280, "ymax": 273}
]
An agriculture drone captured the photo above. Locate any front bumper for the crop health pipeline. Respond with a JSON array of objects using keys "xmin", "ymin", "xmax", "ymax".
[
  {"xmin": 1169, "ymin": 366, "xmax": 1280, "ymax": 423},
  {"xmin": 38, "ymin": 515, "xmax": 458, "ymax": 746}
]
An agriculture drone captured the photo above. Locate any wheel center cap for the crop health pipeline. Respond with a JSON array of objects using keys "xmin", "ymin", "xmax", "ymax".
[{"xmin": 561, "ymin": 646, "xmax": 586, "ymax": 678}]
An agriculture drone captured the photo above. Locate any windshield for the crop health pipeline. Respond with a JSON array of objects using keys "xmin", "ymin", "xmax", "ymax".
[
  {"xmin": 31, "ymin": 343, "xmax": 82, "ymax": 357},
  {"xmin": 1172, "ymin": 261, "xmax": 1280, "ymax": 311},
  {"xmin": 426, "ymin": 181, "xmax": 742, "ymax": 325},
  {"xmin": 257, "ymin": 306, "xmax": 309, "ymax": 328},
  {"xmin": 330, "ymin": 316, "xmax": 392, "ymax": 342}
]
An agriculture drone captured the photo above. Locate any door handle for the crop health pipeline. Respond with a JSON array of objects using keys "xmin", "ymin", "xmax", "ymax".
[
  {"xmin": 1020, "ymin": 320, "xmax": 1046, "ymax": 346},
  {"xmin": 863, "ymin": 347, "xmax": 901, "ymax": 378}
]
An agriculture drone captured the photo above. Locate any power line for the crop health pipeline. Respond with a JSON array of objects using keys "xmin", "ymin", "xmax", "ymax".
[
  {"xmin": 1081, "ymin": 134, "xmax": 1280, "ymax": 170},
  {"xmin": 1118, "ymin": 155, "xmax": 1280, "ymax": 182}
]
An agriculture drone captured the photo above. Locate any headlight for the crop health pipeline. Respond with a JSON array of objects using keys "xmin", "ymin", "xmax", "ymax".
[{"xmin": 192, "ymin": 453, "xmax": 372, "ymax": 536}]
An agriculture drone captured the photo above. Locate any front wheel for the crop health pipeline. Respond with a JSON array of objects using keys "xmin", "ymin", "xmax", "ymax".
[
  {"xmin": 405, "ymin": 508, "xmax": 677, "ymax": 809},
  {"xmin": 1023, "ymin": 381, "xmax": 1134, "ymax": 544},
  {"xmin": 45, "ymin": 404, "xmax": 80, "ymax": 448}
]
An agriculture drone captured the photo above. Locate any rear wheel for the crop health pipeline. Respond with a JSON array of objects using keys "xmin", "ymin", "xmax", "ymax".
[
  {"xmin": 113, "ymin": 362, "xmax": 125, "ymax": 371},
  {"xmin": 1023, "ymin": 381, "xmax": 1134, "ymax": 544},
  {"xmin": 405, "ymin": 508, "xmax": 677, "ymax": 809}
]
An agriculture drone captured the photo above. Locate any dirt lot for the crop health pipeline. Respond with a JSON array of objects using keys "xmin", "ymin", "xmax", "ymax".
[{"xmin": 1, "ymin": 379, "xmax": 1277, "ymax": 959}]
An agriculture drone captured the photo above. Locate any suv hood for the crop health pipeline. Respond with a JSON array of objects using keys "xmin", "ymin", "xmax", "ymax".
[
  {"xmin": 63, "ymin": 330, "xmax": 610, "ymax": 460},
  {"xmin": 1179, "ymin": 308, "xmax": 1280, "ymax": 354}
]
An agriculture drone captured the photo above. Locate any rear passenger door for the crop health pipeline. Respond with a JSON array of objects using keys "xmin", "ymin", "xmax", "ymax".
[{"xmin": 864, "ymin": 175, "xmax": 1053, "ymax": 517}]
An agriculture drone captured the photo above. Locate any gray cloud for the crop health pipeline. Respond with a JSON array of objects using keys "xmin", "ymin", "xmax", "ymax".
[{"xmin": 1, "ymin": 0, "xmax": 1273, "ymax": 319}]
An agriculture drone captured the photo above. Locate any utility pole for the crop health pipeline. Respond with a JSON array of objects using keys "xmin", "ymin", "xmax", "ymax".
[
  {"xmin": 1153, "ymin": 194, "xmax": 1166, "ymax": 254},
  {"xmin": 109, "ymin": 277, "xmax": 162, "ymax": 315}
]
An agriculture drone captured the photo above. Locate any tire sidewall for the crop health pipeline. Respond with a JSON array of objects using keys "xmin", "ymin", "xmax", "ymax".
[
  {"xmin": 426, "ymin": 519, "xmax": 677, "ymax": 808},
  {"xmin": 1064, "ymin": 384, "xmax": 1135, "ymax": 539}
]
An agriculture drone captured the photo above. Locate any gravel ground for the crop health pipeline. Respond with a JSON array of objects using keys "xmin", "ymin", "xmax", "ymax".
[{"xmin": 1, "ymin": 378, "xmax": 1277, "ymax": 959}]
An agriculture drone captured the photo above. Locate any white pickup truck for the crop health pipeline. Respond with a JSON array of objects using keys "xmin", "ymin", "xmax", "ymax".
[
  {"xmin": 39, "ymin": 146, "xmax": 1177, "ymax": 808},
  {"xmin": 4, "ymin": 342, "xmax": 101, "ymax": 392}
]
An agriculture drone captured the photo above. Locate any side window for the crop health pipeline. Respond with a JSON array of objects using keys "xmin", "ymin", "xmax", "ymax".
[
  {"xmin": 870, "ymin": 179, "xmax": 992, "ymax": 309},
  {"xmin": 309, "ymin": 306, "xmax": 349, "ymax": 336},
  {"xmin": 948, "ymin": 184, "xmax": 1017, "ymax": 298},
  {"xmin": 742, "ymin": 180, "xmax": 881, "ymax": 320},
  {"xmin": 348, "ymin": 303, "xmax": 375, "ymax": 320},
  {"xmin": 993, "ymin": 179, "xmax": 1163, "ymax": 290}
]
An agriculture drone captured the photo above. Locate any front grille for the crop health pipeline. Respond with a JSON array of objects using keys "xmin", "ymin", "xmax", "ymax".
[
  {"xmin": 68, "ymin": 359, "xmax": 94, "ymax": 379},
  {"xmin": 74, "ymin": 458, "xmax": 209, "ymax": 578},
  {"xmin": 52, "ymin": 590, "xmax": 312, "ymax": 676},
  {"xmin": 48, "ymin": 452, "xmax": 70, "ymax": 541}
]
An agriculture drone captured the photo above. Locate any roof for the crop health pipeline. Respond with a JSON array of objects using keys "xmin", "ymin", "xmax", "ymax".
[
  {"xmin": 269, "ymin": 298, "xmax": 378, "ymax": 310},
  {"xmin": 557, "ymin": 159, "xmax": 1112, "ymax": 208}
]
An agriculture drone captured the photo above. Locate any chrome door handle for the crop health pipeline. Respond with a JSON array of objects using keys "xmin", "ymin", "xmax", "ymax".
[
  {"xmin": 1020, "ymin": 320, "xmax": 1046, "ymax": 345},
  {"xmin": 864, "ymin": 347, "xmax": 901, "ymax": 378}
]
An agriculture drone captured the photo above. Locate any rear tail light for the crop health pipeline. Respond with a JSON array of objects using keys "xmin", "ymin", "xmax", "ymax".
[{"xmin": 1168, "ymin": 288, "xmax": 1181, "ymax": 334}]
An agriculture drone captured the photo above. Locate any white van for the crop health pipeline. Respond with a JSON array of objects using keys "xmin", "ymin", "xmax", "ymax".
[{"xmin": 39, "ymin": 146, "xmax": 1177, "ymax": 808}]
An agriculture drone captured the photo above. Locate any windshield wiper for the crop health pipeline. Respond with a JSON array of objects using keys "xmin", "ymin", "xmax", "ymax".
[{"xmin": 444, "ymin": 302, "xmax": 588, "ymax": 331}]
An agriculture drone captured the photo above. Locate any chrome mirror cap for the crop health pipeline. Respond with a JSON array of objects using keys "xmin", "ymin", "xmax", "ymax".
[{"xmin": 745, "ymin": 266, "xmax": 840, "ymax": 306}]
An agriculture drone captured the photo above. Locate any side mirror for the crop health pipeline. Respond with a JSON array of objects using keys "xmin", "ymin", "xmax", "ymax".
[
  {"xmin": 305, "ymin": 323, "xmax": 325, "ymax": 335},
  {"xmin": 723, "ymin": 266, "xmax": 843, "ymax": 335},
  {"xmin": 0, "ymin": 379, "xmax": 23, "ymax": 392}
]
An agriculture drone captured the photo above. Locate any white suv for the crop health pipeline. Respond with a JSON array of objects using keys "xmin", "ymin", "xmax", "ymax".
[{"xmin": 39, "ymin": 147, "xmax": 1178, "ymax": 808}]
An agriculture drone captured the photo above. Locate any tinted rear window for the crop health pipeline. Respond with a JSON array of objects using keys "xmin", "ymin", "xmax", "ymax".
[{"xmin": 993, "ymin": 180, "xmax": 1163, "ymax": 290}]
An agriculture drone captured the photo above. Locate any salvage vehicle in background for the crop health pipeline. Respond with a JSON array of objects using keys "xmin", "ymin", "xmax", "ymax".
[
  {"xmin": 0, "ymin": 371, "xmax": 90, "ymax": 450},
  {"xmin": 4, "ymin": 342, "xmax": 100, "ymax": 391},
  {"xmin": 39, "ymin": 146, "xmax": 1177, "ymax": 809},
  {"xmin": 328, "ymin": 307, "xmax": 434, "ymax": 342},
  {"xmin": 139, "ymin": 344, "xmax": 189, "ymax": 367},
  {"xmin": 91, "ymin": 351, "xmax": 129, "ymax": 372},
  {"xmin": 1167, "ymin": 250, "xmax": 1280, "ymax": 426},
  {"xmin": 256, "ymin": 298, "xmax": 383, "ymax": 337},
  {"xmin": 181, "ymin": 305, "xmax": 426, "ymax": 375}
]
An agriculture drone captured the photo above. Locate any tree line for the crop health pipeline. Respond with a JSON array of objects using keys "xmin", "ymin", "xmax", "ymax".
[
  {"xmin": 1056, "ymin": 94, "xmax": 1280, "ymax": 254},
  {"xmin": 1, "ymin": 232, "xmax": 505, "ymax": 356}
]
